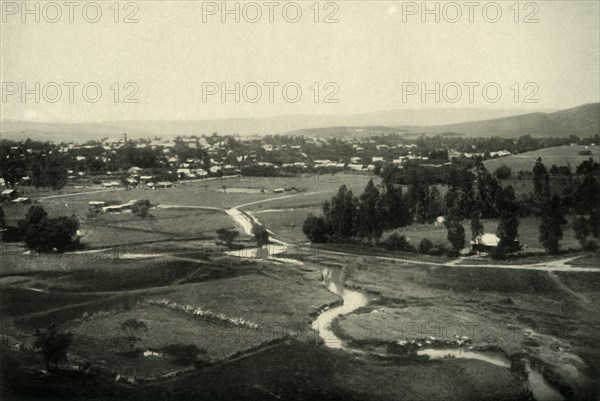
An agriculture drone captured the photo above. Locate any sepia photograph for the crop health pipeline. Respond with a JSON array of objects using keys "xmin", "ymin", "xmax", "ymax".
[{"xmin": 0, "ymin": 1, "xmax": 599, "ymax": 400}]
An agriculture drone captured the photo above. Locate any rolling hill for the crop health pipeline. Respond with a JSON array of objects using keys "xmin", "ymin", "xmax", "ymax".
[
  {"xmin": 0, "ymin": 104, "xmax": 597, "ymax": 142},
  {"xmin": 417, "ymin": 103, "xmax": 599, "ymax": 138}
]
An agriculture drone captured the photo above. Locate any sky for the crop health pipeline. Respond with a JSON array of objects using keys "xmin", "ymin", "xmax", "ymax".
[{"xmin": 1, "ymin": 0, "xmax": 599, "ymax": 122}]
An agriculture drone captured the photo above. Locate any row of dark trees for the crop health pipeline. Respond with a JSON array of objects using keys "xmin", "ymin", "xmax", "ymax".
[
  {"xmin": 304, "ymin": 158, "xmax": 600, "ymax": 258},
  {"xmin": 533, "ymin": 157, "xmax": 600, "ymax": 253}
]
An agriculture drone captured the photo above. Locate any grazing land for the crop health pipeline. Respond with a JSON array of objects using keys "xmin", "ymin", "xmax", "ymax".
[
  {"xmin": 1, "ymin": 174, "xmax": 599, "ymax": 401},
  {"xmin": 483, "ymin": 145, "xmax": 600, "ymax": 174}
]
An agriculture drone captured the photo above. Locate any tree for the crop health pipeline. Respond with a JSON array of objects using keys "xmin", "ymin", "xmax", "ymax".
[
  {"xmin": 406, "ymin": 170, "xmax": 429, "ymax": 223},
  {"xmin": 445, "ymin": 188, "xmax": 466, "ymax": 255},
  {"xmin": 217, "ymin": 228, "xmax": 239, "ymax": 247},
  {"xmin": 573, "ymin": 215, "xmax": 590, "ymax": 248},
  {"xmin": 533, "ymin": 157, "xmax": 548, "ymax": 202},
  {"xmin": 31, "ymin": 152, "xmax": 69, "ymax": 190},
  {"xmin": 418, "ymin": 238, "xmax": 434, "ymax": 254},
  {"xmin": 34, "ymin": 324, "xmax": 73, "ymax": 371},
  {"xmin": 572, "ymin": 174, "xmax": 600, "ymax": 246},
  {"xmin": 476, "ymin": 163, "xmax": 500, "ymax": 218},
  {"xmin": 356, "ymin": 179, "xmax": 384, "ymax": 242},
  {"xmin": 493, "ymin": 186, "xmax": 520, "ymax": 259},
  {"xmin": 19, "ymin": 206, "xmax": 79, "ymax": 253},
  {"xmin": 22, "ymin": 205, "xmax": 47, "ymax": 225},
  {"xmin": 426, "ymin": 187, "xmax": 445, "ymax": 224},
  {"xmin": 495, "ymin": 165, "xmax": 512, "ymax": 180},
  {"xmin": 252, "ymin": 224, "xmax": 269, "ymax": 247},
  {"xmin": 446, "ymin": 220, "xmax": 465, "ymax": 254},
  {"xmin": 470, "ymin": 212, "xmax": 485, "ymax": 241},
  {"xmin": 382, "ymin": 184, "xmax": 409, "ymax": 229},
  {"xmin": 48, "ymin": 216, "xmax": 81, "ymax": 251},
  {"xmin": 573, "ymin": 174, "xmax": 600, "ymax": 216},
  {"xmin": 539, "ymin": 195, "xmax": 566, "ymax": 255},
  {"xmin": 132, "ymin": 199, "xmax": 152, "ymax": 218},
  {"xmin": 576, "ymin": 157, "xmax": 600, "ymax": 175},
  {"xmin": 302, "ymin": 215, "xmax": 329, "ymax": 243},
  {"xmin": 0, "ymin": 205, "xmax": 5, "ymax": 229},
  {"xmin": 328, "ymin": 185, "xmax": 357, "ymax": 239}
]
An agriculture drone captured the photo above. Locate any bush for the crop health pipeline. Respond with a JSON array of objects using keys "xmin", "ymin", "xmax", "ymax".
[
  {"xmin": 217, "ymin": 228, "xmax": 239, "ymax": 247},
  {"xmin": 161, "ymin": 344, "xmax": 206, "ymax": 365},
  {"xmin": 252, "ymin": 224, "xmax": 269, "ymax": 246},
  {"xmin": 132, "ymin": 199, "xmax": 152, "ymax": 218},
  {"xmin": 381, "ymin": 232, "xmax": 414, "ymax": 252},
  {"xmin": 427, "ymin": 243, "xmax": 448, "ymax": 256},
  {"xmin": 583, "ymin": 239, "xmax": 599, "ymax": 251},
  {"xmin": 120, "ymin": 319, "xmax": 148, "ymax": 333},
  {"xmin": 302, "ymin": 215, "xmax": 329, "ymax": 243},
  {"xmin": 418, "ymin": 238, "xmax": 434, "ymax": 254}
]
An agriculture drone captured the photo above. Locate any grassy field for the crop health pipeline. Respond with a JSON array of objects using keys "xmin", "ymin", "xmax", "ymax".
[
  {"xmin": 2, "ymin": 339, "xmax": 530, "ymax": 401},
  {"xmin": 2, "ymin": 171, "xmax": 599, "ymax": 400},
  {"xmin": 567, "ymin": 253, "xmax": 600, "ymax": 268},
  {"xmin": 251, "ymin": 207, "xmax": 321, "ymax": 242},
  {"xmin": 389, "ymin": 217, "xmax": 580, "ymax": 252},
  {"xmin": 0, "ymin": 248, "xmax": 339, "ymax": 379},
  {"xmin": 253, "ymin": 209, "xmax": 583, "ymax": 253},
  {"xmin": 483, "ymin": 144, "xmax": 600, "ymax": 174},
  {"xmin": 2, "ymin": 232, "xmax": 598, "ymax": 400},
  {"xmin": 27, "ymin": 173, "xmax": 376, "ymax": 210},
  {"xmin": 310, "ymin": 251, "xmax": 600, "ymax": 400},
  {"xmin": 2, "ymin": 173, "xmax": 375, "ymax": 248}
]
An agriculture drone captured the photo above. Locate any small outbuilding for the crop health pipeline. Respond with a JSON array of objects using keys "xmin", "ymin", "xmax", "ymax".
[{"xmin": 471, "ymin": 233, "xmax": 521, "ymax": 254}]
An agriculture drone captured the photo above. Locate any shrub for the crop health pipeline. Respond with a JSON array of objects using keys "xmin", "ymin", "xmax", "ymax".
[
  {"xmin": 120, "ymin": 319, "xmax": 148, "ymax": 333},
  {"xmin": 427, "ymin": 243, "xmax": 448, "ymax": 256},
  {"xmin": 302, "ymin": 215, "xmax": 329, "ymax": 243},
  {"xmin": 252, "ymin": 224, "xmax": 269, "ymax": 246},
  {"xmin": 418, "ymin": 238, "xmax": 434, "ymax": 254},
  {"xmin": 381, "ymin": 232, "xmax": 414, "ymax": 252},
  {"xmin": 217, "ymin": 228, "xmax": 239, "ymax": 247},
  {"xmin": 132, "ymin": 199, "xmax": 152, "ymax": 218},
  {"xmin": 162, "ymin": 344, "xmax": 206, "ymax": 365},
  {"xmin": 583, "ymin": 239, "xmax": 599, "ymax": 251}
]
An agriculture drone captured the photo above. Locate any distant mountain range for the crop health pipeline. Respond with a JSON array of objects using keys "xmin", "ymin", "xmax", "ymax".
[
  {"xmin": 1, "ymin": 103, "xmax": 598, "ymax": 142},
  {"xmin": 416, "ymin": 103, "xmax": 599, "ymax": 138}
]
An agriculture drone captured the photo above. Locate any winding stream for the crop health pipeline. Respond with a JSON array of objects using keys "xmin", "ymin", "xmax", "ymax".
[
  {"xmin": 313, "ymin": 265, "xmax": 564, "ymax": 401},
  {"xmin": 226, "ymin": 207, "xmax": 565, "ymax": 401},
  {"xmin": 311, "ymin": 266, "xmax": 370, "ymax": 349},
  {"xmin": 419, "ymin": 348, "xmax": 564, "ymax": 401}
]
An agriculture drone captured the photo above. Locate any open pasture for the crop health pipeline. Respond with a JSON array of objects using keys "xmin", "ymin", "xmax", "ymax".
[
  {"xmin": 31, "ymin": 173, "xmax": 376, "ymax": 210},
  {"xmin": 0, "ymin": 250, "xmax": 338, "ymax": 379},
  {"xmin": 483, "ymin": 144, "xmax": 600, "ymax": 174},
  {"xmin": 385, "ymin": 217, "xmax": 581, "ymax": 253}
]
